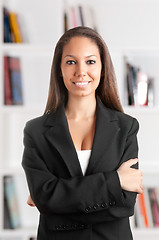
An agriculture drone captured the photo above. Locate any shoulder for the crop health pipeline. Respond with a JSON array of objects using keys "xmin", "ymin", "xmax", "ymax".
[
  {"xmin": 24, "ymin": 114, "xmax": 48, "ymax": 134},
  {"xmin": 105, "ymin": 107, "xmax": 139, "ymax": 133}
]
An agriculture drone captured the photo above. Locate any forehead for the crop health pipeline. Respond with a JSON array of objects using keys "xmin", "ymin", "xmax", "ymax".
[{"xmin": 62, "ymin": 36, "xmax": 100, "ymax": 56}]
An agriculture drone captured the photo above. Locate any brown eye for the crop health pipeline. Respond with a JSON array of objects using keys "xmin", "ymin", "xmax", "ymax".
[
  {"xmin": 87, "ymin": 60, "xmax": 96, "ymax": 64},
  {"xmin": 66, "ymin": 60, "xmax": 76, "ymax": 65}
]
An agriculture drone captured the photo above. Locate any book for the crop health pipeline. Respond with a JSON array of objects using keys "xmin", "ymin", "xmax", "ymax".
[
  {"xmin": 148, "ymin": 188, "xmax": 159, "ymax": 227},
  {"xmin": 143, "ymin": 187, "xmax": 154, "ymax": 227},
  {"xmin": 134, "ymin": 195, "xmax": 144, "ymax": 227},
  {"xmin": 8, "ymin": 56, "xmax": 23, "ymax": 105},
  {"xmin": 4, "ymin": 194, "xmax": 12, "ymax": 229},
  {"xmin": 138, "ymin": 192, "xmax": 149, "ymax": 227},
  {"xmin": 79, "ymin": 6, "xmax": 84, "ymax": 26},
  {"xmin": 9, "ymin": 12, "xmax": 23, "ymax": 43},
  {"xmin": 125, "ymin": 63, "xmax": 135, "ymax": 106},
  {"xmin": 71, "ymin": 7, "xmax": 77, "ymax": 28},
  {"xmin": 148, "ymin": 77, "xmax": 154, "ymax": 107},
  {"xmin": 64, "ymin": 5, "xmax": 97, "ymax": 31},
  {"xmin": 125, "ymin": 61, "xmax": 154, "ymax": 107},
  {"xmin": 137, "ymin": 71, "xmax": 148, "ymax": 106},
  {"xmin": 4, "ymin": 176, "xmax": 21, "ymax": 229},
  {"xmin": 134, "ymin": 186, "xmax": 159, "ymax": 228},
  {"xmin": 3, "ymin": 7, "xmax": 12, "ymax": 43},
  {"xmin": 3, "ymin": 56, "xmax": 12, "ymax": 105}
]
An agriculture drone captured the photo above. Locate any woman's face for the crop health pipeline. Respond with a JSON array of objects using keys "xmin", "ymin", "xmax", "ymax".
[{"xmin": 60, "ymin": 36, "xmax": 102, "ymax": 98}]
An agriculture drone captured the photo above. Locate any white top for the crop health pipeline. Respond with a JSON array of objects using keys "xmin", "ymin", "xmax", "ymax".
[{"xmin": 76, "ymin": 149, "xmax": 92, "ymax": 175}]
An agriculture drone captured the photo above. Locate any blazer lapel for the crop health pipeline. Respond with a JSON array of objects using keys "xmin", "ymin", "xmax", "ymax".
[
  {"xmin": 44, "ymin": 98, "xmax": 120, "ymax": 177},
  {"xmin": 85, "ymin": 98, "xmax": 120, "ymax": 175},
  {"xmin": 44, "ymin": 103, "xmax": 83, "ymax": 177}
]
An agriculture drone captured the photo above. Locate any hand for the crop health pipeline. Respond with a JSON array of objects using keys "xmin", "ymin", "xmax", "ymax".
[
  {"xmin": 27, "ymin": 195, "xmax": 36, "ymax": 207},
  {"xmin": 117, "ymin": 158, "xmax": 143, "ymax": 194}
]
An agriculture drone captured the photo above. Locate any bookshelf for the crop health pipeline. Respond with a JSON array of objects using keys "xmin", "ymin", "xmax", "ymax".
[{"xmin": 0, "ymin": 0, "xmax": 159, "ymax": 239}]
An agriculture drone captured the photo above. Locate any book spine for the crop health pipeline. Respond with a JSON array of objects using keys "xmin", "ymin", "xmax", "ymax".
[
  {"xmin": 137, "ymin": 71, "xmax": 148, "ymax": 106},
  {"xmin": 138, "ymin": 192, "xmax": 149, "ymax": 227},
  {"xmin": 8, "ymin": 57, "xmax": 23, "ymax": 105},
  {"xmin": 9, "ymin": 12, "xmax": 23, "ymax": 43},
  {"xmin": 126, "ymin": 63, "xmax": 135, "ymax": 105},
  {"xmin": 79, "ymin": 6, "xmax": 84, "ymax": 26},
  {"xmin": 71, "ymin": 7, "xmax": 77, "ymax": 28},
  {"xmin": 3, "ymin": 56, "xmax": 12, "ymax": 105},
  {"xmin": 144, "ymin": 187, "xmax": 154, "ymax": 227},
  {"xmin": 4, "ymin": 176, "xmax": 21, "ymax": 229},
  {"xmin": 148, "ymin": 77, "xmax": 154, "ymax": 107},
  {"xmin": 3, "ymin": 7, "xmax": 12, "ymax": 43}
]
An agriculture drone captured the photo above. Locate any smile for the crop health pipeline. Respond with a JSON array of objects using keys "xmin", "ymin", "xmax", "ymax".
[{"xmin": 73, "ymin": 82, "xmax": 90, "ymax": 85}]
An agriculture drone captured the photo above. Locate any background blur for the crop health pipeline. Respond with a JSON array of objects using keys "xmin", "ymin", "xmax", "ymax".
[{"xmin": 0, "ymin": 0, "xmax": 159, "ymax": 239}]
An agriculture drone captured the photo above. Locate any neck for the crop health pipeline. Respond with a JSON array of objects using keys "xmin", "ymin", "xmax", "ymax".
[{"xmin": 65, "ymin": 95, "xmax": 97, "ymax": 120}]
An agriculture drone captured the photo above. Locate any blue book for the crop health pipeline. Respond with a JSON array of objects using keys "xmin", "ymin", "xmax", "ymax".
[
  {"xmin": 8, "ymin": 57, "xmax": 23, "ymax": 105},
  {"xmin": 4, "ymin": 176, "xmax": 21, "ymax": 229},
  {"xmin": 3, "ymin": 7, "xmax": 12, "ymax": 43}
]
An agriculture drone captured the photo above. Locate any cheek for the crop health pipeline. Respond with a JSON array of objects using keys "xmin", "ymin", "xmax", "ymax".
[
  {"xmin": 61, "ymin": 65, "xmax": 73, "ymax": 80},
  {"xmin": 90, "ymin": 66, "xmax": 102, "ymax": 80}
]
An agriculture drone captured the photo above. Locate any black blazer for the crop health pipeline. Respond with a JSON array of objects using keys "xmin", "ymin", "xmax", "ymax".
[{"xmin": 22, "ymin": 97, "xmax": 139, "ymax": 240}]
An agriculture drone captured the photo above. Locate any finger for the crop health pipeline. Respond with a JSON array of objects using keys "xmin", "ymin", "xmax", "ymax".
[
  {"xmin": 126, "ymin": 158, "xmax": 138, "ymax": 167},
  {"xmin": 137, "ymin": 186, "xmax": 143, "ymax": 194},
  {"xmin": 27, "ymin": 201, "xmax": 35, "ymax": 207}
]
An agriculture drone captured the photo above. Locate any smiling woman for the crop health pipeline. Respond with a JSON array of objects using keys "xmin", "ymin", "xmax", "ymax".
[
  {"xmin": 22, "ymin": 26, "xmax": 143, "ymax": 240},
  {"xmin": 60, "ymin": 37, "xmax": 102, "ymax": 97}
]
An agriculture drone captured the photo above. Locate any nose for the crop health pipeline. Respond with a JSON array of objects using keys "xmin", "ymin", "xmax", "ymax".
[{"xmin": 74, "ymin": 62, "xmax": 86, "ymax": 77}]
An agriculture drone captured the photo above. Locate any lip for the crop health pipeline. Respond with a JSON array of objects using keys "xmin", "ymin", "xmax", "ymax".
[
  {"xmin": 73, "ymin": 81, "xmax": 91, "ymax": 88},
  {"xmin": 73, "ymin": 81, "xmax": 91, "ymax": 83}
]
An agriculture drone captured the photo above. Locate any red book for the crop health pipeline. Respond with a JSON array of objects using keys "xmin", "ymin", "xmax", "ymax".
[
  {"xmin": 149, "ymin": 188, "xmax": 159, "ymax": 227},
  {"xmin": 3, "ymin": 56, "xmax": 12, "ymax": 105}
]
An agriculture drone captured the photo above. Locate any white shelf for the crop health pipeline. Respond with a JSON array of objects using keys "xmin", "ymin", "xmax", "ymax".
[
  {"xmin": 0, "ymin": 227, "xmax": 36, "ymax": 238},
  {"xmin": 124, "ymin": 106, "xmax": 159, "ymax": 114},
  {"xmin": 0, "ymin": 106, "xmax": 43, "ymax": 114},
  {"xmin": 1, "ymin": 43, "xmax": 56, "ymax": 56},
  {"xmin": 140, "ymin": 163, "xmax": 159, "ymax": 174},
  {"xmin": 0, "ymin": 167, "xmax": 24, "ymax": 176},
  {"xmin": 133, "ymin": 228, "xmax": 159, "ymax": 240}
]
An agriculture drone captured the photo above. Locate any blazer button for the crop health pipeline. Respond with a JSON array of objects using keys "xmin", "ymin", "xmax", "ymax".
[
  {"xmin": 65, "ymin": 224, "xmax": 70, "ymax": 229},
  {"xmin": 109, "ymin": 201, "xmax": 115, "ymax": 206},
  {"xmin": 85, "ymin": 206, "xmax": 91, "ymax": 212},
  {"xmin": 63, "ymin": 225, "xmax": 66, "ymax": 229},
  {"xmin": 55, "ymin": 225, "xmax": 59, "ymax": 230},
  {"xmin": 93, "ymin": 203, "xmax": 100, "ymax": 210},
  {"xmin": 80, "ymin": 224, "xmax": 85, "ymax": 229},
  {"xmin": 101, "ymin": 202, "xmax": 108, "ymax": 208},
  {"xmin": 72, "ymin": 224, "xmax": 78, "ymax": 229}
]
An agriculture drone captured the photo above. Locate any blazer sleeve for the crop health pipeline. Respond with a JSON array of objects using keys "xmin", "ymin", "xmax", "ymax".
[
  {"xmin": 104, "ymin": 117, "xmax": 139, "ymax": 218},
  {"xmin": 22, "ymin": 117, "xmax": 139, "ymax": 221}
]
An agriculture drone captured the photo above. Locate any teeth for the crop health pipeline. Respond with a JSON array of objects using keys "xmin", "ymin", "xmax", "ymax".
[{"xmin": 74, "ymin": 82, "xmax": 89, "ymax": 85}]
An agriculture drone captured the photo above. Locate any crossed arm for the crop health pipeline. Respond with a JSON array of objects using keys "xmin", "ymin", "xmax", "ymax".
[{"xmin": 22, "ymin": 117, "xmax": 143, "ymax": 220}]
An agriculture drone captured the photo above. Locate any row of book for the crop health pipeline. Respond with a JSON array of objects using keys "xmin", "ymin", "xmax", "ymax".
[
  {"xmin": 3, "ymin": 175, "xmax": 38, "ymax": 235},
  {"xmin": 125, "ymin": 62, "xmax": 154, "ymax": 107},
  {"xmin": 64, "ymin": 4, "xmax": 97, "ymax": 32},
  {"xmin": 4, "ymin": 175, "xmax": 21, "ymax": 229},
  {"xmin": 3, "ymin": 7, "xmax": 23, "ymax": 43},
  {"xmin": 135, "ymin": 187, "xmax": 159, "ymax": 228},
  {"xmin": 4, "ymin": 55, "xmax": 23, "ymax": 105}
]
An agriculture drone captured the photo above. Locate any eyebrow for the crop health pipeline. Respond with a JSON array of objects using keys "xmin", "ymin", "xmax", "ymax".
[{"xmin": 64, "ymin": 54, "xmax": 97, "ymax": 59}]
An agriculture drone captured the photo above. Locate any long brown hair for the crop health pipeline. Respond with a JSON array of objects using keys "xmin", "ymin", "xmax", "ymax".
[{"xmin": 44, "ymin": 26, "xmax": 123, "ymax": 114}]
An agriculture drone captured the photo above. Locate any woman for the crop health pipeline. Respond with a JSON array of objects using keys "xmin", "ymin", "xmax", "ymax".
[{"xmin": 22, "ymin": 26, "xmax": 143, "ymax": 240}]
